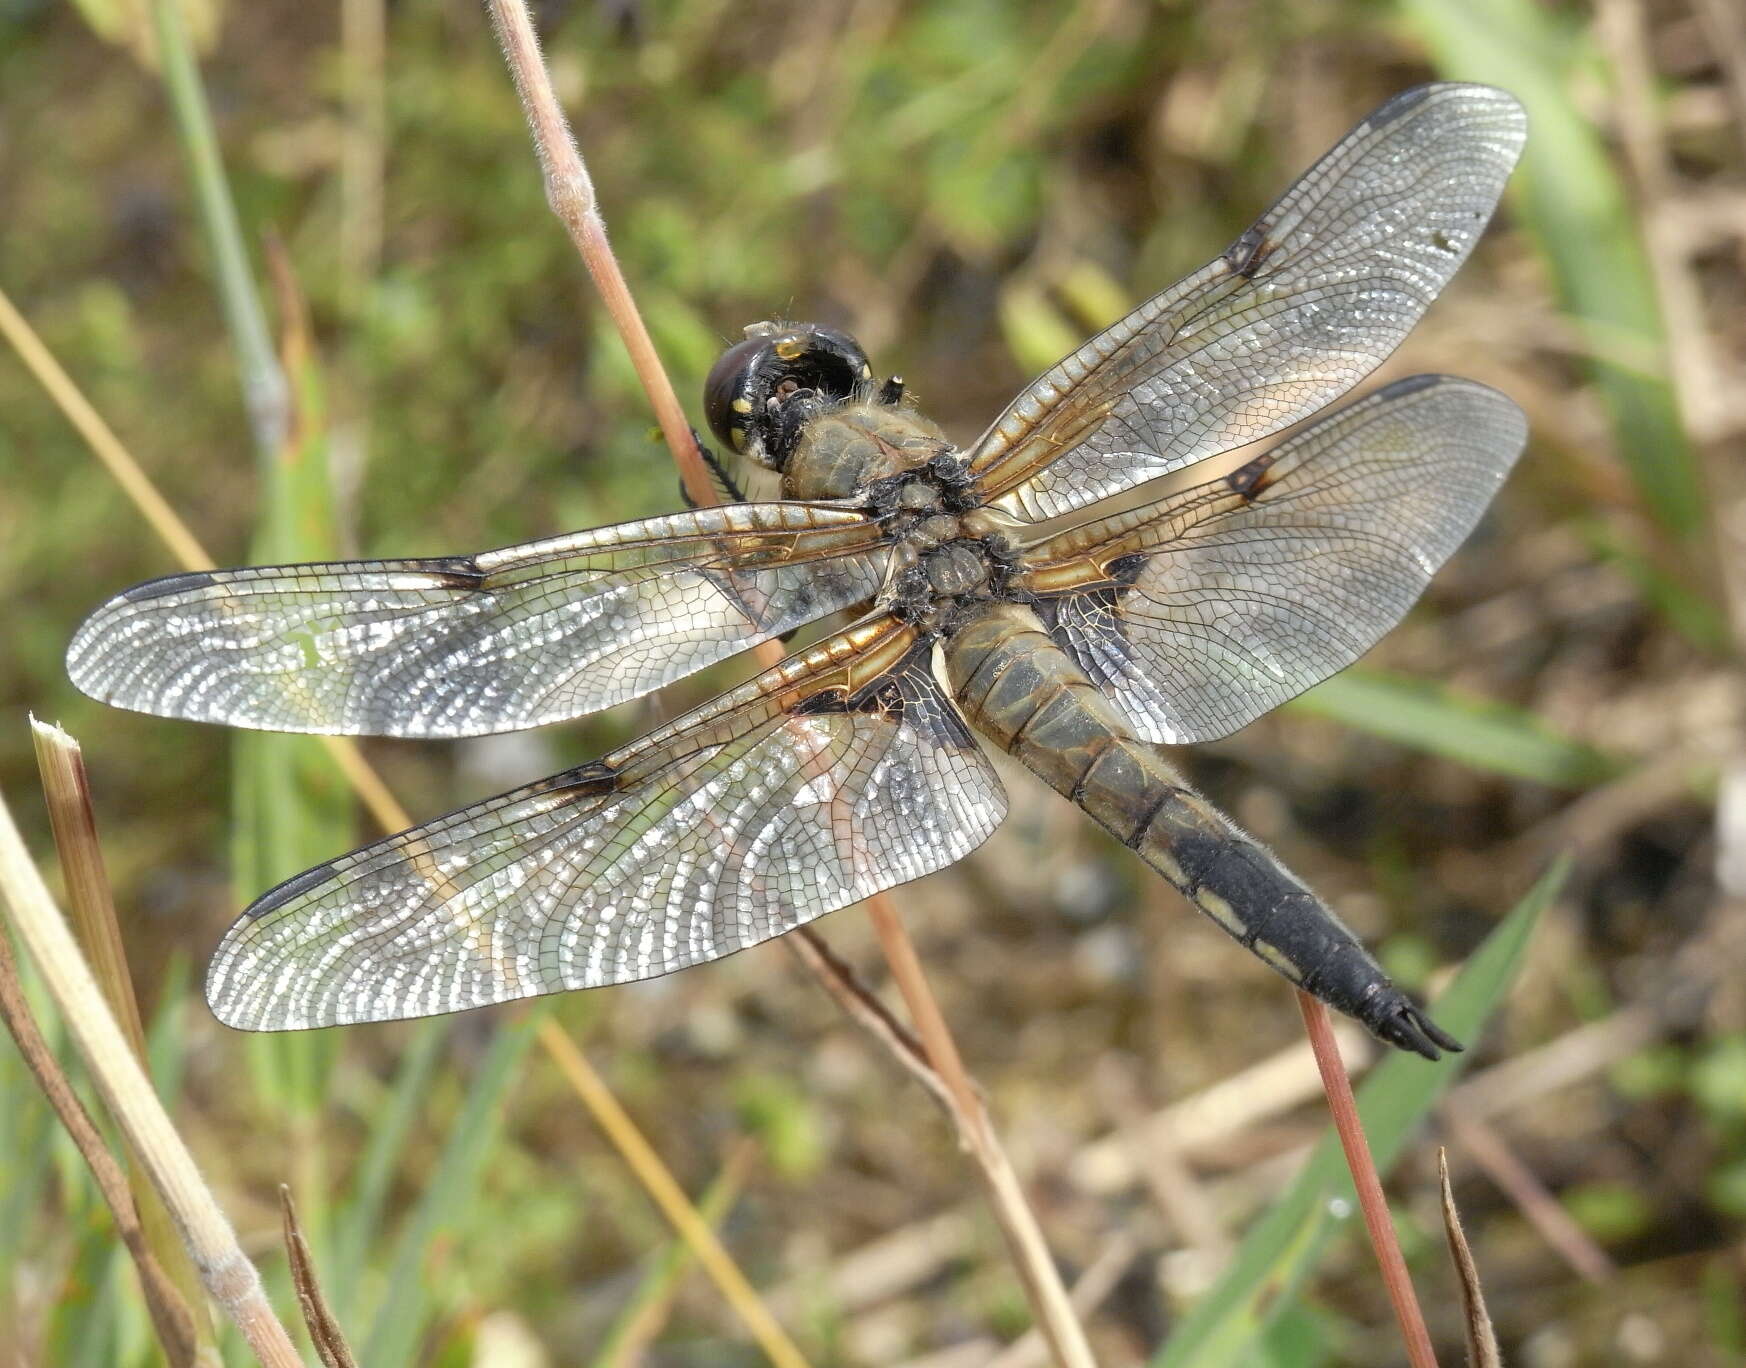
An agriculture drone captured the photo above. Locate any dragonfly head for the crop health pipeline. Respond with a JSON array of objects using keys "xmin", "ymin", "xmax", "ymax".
[{"xmin": 705, "ymin": 321, "xmax": 881, "ymax": 474}]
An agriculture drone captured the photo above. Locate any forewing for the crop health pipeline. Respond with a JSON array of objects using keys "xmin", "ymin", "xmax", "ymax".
[
  {"xmin": 68, "ymin": 502, "xmax": 888, "ymax": 737},
  {"xmin": 1017, "ymin": 376, "xmax": 1527, "ymax": 744},
  {"xmin": 968, "ymin": 83, "xmax": 1526, "ymax": 523},
  {"xmin": 204, "ymin": 617, "xmax": 1007, "ymax": 1029}
]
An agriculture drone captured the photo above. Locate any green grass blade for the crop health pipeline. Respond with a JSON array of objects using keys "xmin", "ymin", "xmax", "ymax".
[
  {"xmin": 150, "ymin": 0, "xmax": 286, "ymax": 456},
  {"xmin": 361, "ymin": 1009, "xmax": 542, "ymax": 1368},
  {"xmin": 150, "ymin": 0, "xmax": 353, "ymax": 1269},
  {"xmin": 330, "ymin": 1016, "xmax": 451, "ymax": 1318},
  {"xmin": 1289, "ymin": 668, "xmax": 1623, "ymax": 788},
  {"xmin": 1401, "ymin": 0, "xmax": 1703, "ymax": 540},
  {"xmin": 1153, "ymin": 859, "xmax": 1566, "ymax": 1367},
  {"xmin": 590, "ymin": 1148, "xmax": 754, "ymax": 1368}
]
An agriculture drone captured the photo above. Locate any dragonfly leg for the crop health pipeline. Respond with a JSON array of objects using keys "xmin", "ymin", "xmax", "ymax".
[{"xmin": 676, "ymin": 429, "xmax": 751, "ymax": 508}]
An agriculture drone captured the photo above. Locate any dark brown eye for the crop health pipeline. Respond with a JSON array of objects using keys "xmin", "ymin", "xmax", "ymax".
[
  {"xmin": 702, "ymin": 323, "xmax": 872, "ymax": 470},
  {"xmin": 702, "ymin": 335, "xmax": 769, "ymax": 456}
]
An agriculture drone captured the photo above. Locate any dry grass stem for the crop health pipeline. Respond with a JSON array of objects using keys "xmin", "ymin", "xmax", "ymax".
[
  {"xmin": 485, "ymin": 4, "xmax": 1093, "ymax": 1362},
  {"xmin": 534, "ymin": 1018, "xmax": 811, "ymax": 1368},
  {"xmin": 0, "ymin": 285, "xmax": 212, "ymax": 573},
  {"xmin": 791, "ymin": 928, "xmax": 1093, "ymax": 1366},
  {"xmin": 1439, "ymin": 1108, "xmax": 1616, "ymax": 1284},
  {"xmin": 483, "ymin": 0, "xmax": 711, "ymax": 508},
  {"xmin": 600, "ymin": 1139, "xmax": 759, "ymax": 1368},
  {"xmin": 30, "ymin": 718, "xmax": 217, "ymax": 1346},
  {"xmin": 0, "ymin": 879, "xmax": 200, "ymax": 1366},
  {"xmin": 1438, "ymin": 1149, "xmax": 1502, "ymax": 1368},
  {"xmin": 1070, "ymin": 1019, "xmax": 1373, "ymax": 1193},
  {"xmin": 280, "ymin": 1186, "xmax": 359, "ymax": 1368},
  {"xmin": 30, "ymin": 719, "xmax": 151, "ymax": 1058},
  {"xmin": 786, "ymin": 929, "xmax": 950, "ymax": 1109},
  {"xmin": 1297, "ymin": 991, "xmax": 1437, "ymax": 1368},
  {"xmin": 985, "ymin": 1233, "xmax": 1142, "ymax": 1368},
  {"xmin": 0, "ymin": 783, "xmax": 302, "ymax": 1367}
]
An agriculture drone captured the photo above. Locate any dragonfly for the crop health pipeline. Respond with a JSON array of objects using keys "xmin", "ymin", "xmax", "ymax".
[{"xmin": 68, "ymin": 83, "xmax": 1527, "ymax": 1056}]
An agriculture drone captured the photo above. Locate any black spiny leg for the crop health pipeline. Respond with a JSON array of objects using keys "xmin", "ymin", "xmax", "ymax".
[{"xmin": 676, "ymin": 428, "xmax": 751, "ymax": 509}]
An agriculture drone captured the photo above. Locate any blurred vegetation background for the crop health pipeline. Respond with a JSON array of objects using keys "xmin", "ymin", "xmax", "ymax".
[{"xmin": 3, "ymin": 0, "xmax": 1744, "ymax": 1363}]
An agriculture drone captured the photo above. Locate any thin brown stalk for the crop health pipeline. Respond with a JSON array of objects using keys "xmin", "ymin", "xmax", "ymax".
[
  {"xmin": 483, "ymin": 0, "xmax": 712, "ymax": 509},
  {"xmin": 535, "ymin": 1019, "xmax": 811, "ymax": 1368},
  {"xmin": 1438, "ymin": 1150, "xmax": 1502, "ymax": 1368},
  {"xmin": 280, "ymin": 1187, "xmax": 359, "ymax": 1368},
  {"xmin": 1297, "ymin": 991, "xmax": 1437, "ymax": 1368},
  {"xmin": 0, "ymin": 784, "xmax": 302, "ymax": 1367},
  {"xmin": 0, "ymin": 884, "xmax": 199, "ymax": 1367},
  {"xmin": 787, "ymin": 930, "xmax": 1093, "ymax": 1367},
  {"xmin": 31, "ymin": 719, "xmax": 152, "ymax": 1057},
  {"xmin": 30, "ymin": 719, "xmax": 216, "ymax": 1349},
  {"xmin": 483, "ymin": 5, "xmax": 1092, "ymax": 1364},
  {"xmin": 0, "ymin": 286, "xmax": 212, "ymax": 573},
  {"xmin": 1439, "ymin": 1108, "xmax": 1615, "ymax": 1284}
]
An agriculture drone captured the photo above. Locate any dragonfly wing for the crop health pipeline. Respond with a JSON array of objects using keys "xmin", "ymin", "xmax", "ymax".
[
  {"xmin": 68, "ymin": 502, "xmax": 888, "ymax": 737},
  {"xmin": 968, "ymin": 83, "xmax": 1526, "ymax": 522},
  {"xmin": 204, "ymin": 615, "xmax": 1006, "ymax": 1029},
  {"xmin": 1016, "ymin": 375, "xmax": 1527, "ymax": 743}
]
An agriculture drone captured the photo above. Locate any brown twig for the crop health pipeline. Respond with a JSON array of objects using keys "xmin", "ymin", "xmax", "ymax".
[
  {"xmin": 482, "ymin": 4, "xmax": 1093, "ymax": 1363},
  {"xmin": 1438, "ymin": 1150, "xmax": 1502, "ymax": 1368},
  {"xmin": 0, "ymin": 884, "xmax": 199, "ymax": 1366},
  {"xmin": 1439, "ymin": 1107, "xmax": 1615, "ymax": 1285},
  {"xmin": 535, "ymin": 1019, "xmax": 810, "ymax": 1368},
  {"xmin": 1297, "ymin": 991, "xmax": 1438, "ymax": 1368},
  {"xmin": 0, "ymin": 783, "xmax": 303, "ymax": 1367},
  {"xmin": 281, "ymin": 1186, "xmax": 358, "ymax": 1368},
  {"xmin": 30, "ymin": 719, "xmax": 216, "ymax": 1351}
]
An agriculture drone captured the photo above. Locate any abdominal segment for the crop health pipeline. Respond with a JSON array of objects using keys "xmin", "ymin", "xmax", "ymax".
[{"xmin": 944, "ymin": 600, "xmax": 1458, "ymax": 1058}]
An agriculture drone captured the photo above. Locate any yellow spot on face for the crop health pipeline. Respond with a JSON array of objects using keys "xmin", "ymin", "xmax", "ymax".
[
  {"xmin": 730, "ymin": 425, "xmax": 747, "ymax": 450},
  {"xmin": 1254, "ymin": 940, "xmax": 1303, "ymax": 981},
  {"xmin": 860, "ymin": 364, "xmax": 872, "ymax": 378},
  {"xmin": 775, "ymin": 339, "xmax": 805, "ymax": 360},
  {"xmin": 1195, "ymin": 889, "xmax": 1244, "ymax": 936},
  {"xmin": 731, "ymin": 397, "xmax": 753, "ymax": 414}
]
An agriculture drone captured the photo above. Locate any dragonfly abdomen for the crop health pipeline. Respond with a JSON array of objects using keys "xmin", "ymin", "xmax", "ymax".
[{"xmin": 945, "ymin": 601, "xmax": 1461, "ymax": 1058}]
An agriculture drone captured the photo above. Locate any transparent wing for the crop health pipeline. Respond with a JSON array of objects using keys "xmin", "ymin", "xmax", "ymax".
[
  {"xmin": 204, "ymin": 616, "xmax": 1006, "ymax": 1029},
  {"xmin": 1015, "ymin": 376, "xmax": 1527, "ymax": 744},
  {"xmin": 968, "ymin": 83, "xmax": 1526, "ymax": 523},
  {"xmin": 68, "ymin": 502, "xmax": 889, "ymax": 738}
]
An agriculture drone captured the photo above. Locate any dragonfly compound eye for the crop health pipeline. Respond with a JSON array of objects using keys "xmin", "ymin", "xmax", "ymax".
[{"xmin": 703, "ymin": 322, "xmax": 873, "ymax": 471}]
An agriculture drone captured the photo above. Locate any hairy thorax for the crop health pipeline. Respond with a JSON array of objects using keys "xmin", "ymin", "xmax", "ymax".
[{"xmin": 782, "ymin": 402, "xmax": 1020, "ymax": 635}]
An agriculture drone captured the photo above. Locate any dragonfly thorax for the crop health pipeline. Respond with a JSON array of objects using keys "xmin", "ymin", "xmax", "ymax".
[{"xmin": 782, "ymin": 403, "xmax": 954, "ymax": 500}]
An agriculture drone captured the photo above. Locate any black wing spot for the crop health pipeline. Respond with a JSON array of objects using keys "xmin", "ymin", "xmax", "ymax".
[
  {"xmin": 1370, "ymin": 84, "xmax": 1434, "ymax": 126},
  {"xmin": 1224, "ymin": 224, "xmax": 1276, "ymax": 278},
  {"xmin": 249, "ymin": 863, "xmax": 339, "ymax": 918},
  {"xmin": 1225, "ymin": 454, "xmax": 1277, "ymax": 501},
  {"xmin": 793, "ymin": 687, "xmax": 852, "ymax": 717},
  {"xmin": 545, "ymin": 761, "xmax": 618, "ymax": 794},
  {"xmin": 1381, "ymin": 373, "xmax": 1443, "ymax": 398},
  {"xmin": 123, "ymin": 570, "xmax": 218, "ymax": 602}
]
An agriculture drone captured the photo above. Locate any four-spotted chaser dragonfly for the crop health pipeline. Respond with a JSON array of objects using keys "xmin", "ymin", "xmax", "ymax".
[{"xmin": 68, "ymin": 84, "xmax": 1527, "ymax": 1056}]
